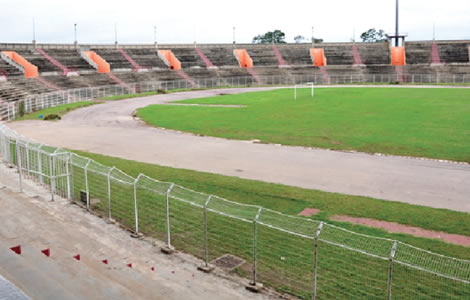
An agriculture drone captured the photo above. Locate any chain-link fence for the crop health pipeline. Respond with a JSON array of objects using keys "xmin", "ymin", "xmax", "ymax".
[
  {"xmin": 1, "ymin": 72, "xmax": 470, "ymax": 121},
  {"xmin": 0, "ymin": 123, "xmax": 468, "ymax": 299}
]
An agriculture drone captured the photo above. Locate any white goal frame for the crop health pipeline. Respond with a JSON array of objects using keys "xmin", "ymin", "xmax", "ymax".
[{"xmin": 294, "ymin": 82, "xmax": 314, "ymax": 100}]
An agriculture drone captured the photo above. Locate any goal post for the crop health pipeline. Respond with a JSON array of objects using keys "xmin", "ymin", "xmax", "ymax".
[{"xmin": 294, "ymin": 82, "xmax": 314, "ymax": 100}]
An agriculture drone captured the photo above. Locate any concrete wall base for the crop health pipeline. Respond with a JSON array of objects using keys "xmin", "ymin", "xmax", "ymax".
[
  {"xmin": 197, "ymin": 265, "xmax": 215, "ymax": 273},
  {"xmin": 245, "ymin": 282, "xmax": 263, "ymax": 293},
  {"xmin": 161, "ymin": 246, "xmax": 176, "ymax": 254}
]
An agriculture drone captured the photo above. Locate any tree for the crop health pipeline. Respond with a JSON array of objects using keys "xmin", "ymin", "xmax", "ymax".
[
  {"xmin": 311, "ymin": 37, "xmax": 324, "ymax": 43},
  {"xmin": 294, "ymin": 35, "xmax": 323, "ymax": 44},
  {"xmin": 294, "ymin": 35, "xmax": 305, "ymax": 43},
  {"xmin": 360, "ymin": 28, "xmax": 387, "ymax": 42},
  {"xmin": 252, "ymin": 30, "xmax": 286, "ymax": 44}
]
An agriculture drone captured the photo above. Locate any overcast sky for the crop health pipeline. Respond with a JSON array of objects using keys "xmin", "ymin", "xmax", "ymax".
[{"xmin": 1, "ymin": 0, "xmax": 469, "ymax": 44}]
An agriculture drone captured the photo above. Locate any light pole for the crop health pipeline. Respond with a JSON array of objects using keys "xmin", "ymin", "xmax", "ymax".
[
  {"xmin": 233, "ymin": 26, "xmax": 236, "ymax": 46},
  {"xmin": 32, "ymin": 17, "xmax": 36, "ymax": 46},
  {"xmin": 395, "ymin": 0, "xmax": 399, "ymax": 46},
  {"xmin": 74, "ymin": 23, "xmax": 77, "ymax": 47},
  {"xmin": 154, "ymin": 26, "xmax": 157, "ymax": 48},
  {"xmin": 114, "ymin": 23, "xmax": 118, "ymax": 47},
  {"xmin": 312, "ymin": 26, "xmax": 315, "ymax": 48}
]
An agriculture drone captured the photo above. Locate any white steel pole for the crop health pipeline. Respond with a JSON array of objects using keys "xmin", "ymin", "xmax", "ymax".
[
  {"xmin": 84, "ymin": 159, "xmax": 91, "ymax": 209},
  {"xmin": 107, "ymin": 167, "xmax": 115, "ymax": 220},
  {"xmin": 165, "ymin": 183, "xmax": 175, "ymax": 248},
  {"xmin": 133, "ymin": 174, "xmax": 143, "ymax": 234}
]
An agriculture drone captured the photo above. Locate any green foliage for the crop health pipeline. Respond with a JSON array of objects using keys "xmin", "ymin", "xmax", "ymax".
[
  {"xmin": 294, "ymin": 35, "xmax": 305, "ymax": 43},
  {"xmin": 19, "ymin": 101, "xmax": 25, "ymax": 117},
  {"xmin": 294, "ymin": 35, "xmax": 323, "ymax": 43},
  {"xmin": 311, "ymin": 37, "xmax": 323, "ymax": 43},
  {"xmin": 360, "ymin": 28, "xmax": 387, "ymax": 42},
  {"xmin": 253, "ymin": 30, "xmax": 286, "ymax": 44},
  {"xmin": 137, "ymin": 88, "xmax": 470, "ymax": 162},
  {"xmin": 44, "ymin": 114, "xmax": 61, "ymax": 120},
  {"xmin": 15, "ymin": 101, "xmax": 99, "ymax": 121}
]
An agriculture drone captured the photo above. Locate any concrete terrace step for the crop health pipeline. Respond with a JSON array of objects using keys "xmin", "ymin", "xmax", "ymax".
[
  {"xmin": 92, "ymin": 49, "xmax": 135, "ymax": 70},
  {"xmin": 118, "ymin": 48, "xmax": 146, "ymax": 71},
  {"xmin": 44, "ymin": 49, "xmax": 96, "ymax": 72},
  {"xmin": 171, "ymin": 48, "xmax": 206, "ymax": 68},
  {"xmin": 0, "ymin": 185, "xmax": 273, "ymax": 300},
  {"xmin": 14, "ymin": 49, "xmax": 61, "ymax": 73}
]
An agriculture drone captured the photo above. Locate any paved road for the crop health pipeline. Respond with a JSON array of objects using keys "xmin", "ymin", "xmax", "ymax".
[{"xmin": 8, "ymin": 87, "xmax": 470, "ymax": 213}]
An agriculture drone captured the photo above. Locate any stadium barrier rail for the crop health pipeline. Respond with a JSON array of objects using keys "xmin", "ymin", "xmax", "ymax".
[{"xmin": 1, "ymin": 72, "xmax": 470, "ymax": 121}]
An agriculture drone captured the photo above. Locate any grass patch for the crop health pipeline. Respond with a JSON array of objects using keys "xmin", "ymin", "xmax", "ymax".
[
  {"xmin": 137, "ymin": 88, "xmax": 470, "ymax": 162},
  {"xmin": 16, "ymin": 101, "xmax": 101, "ymax": 121},
  {"xmin": 73, "ymin": 150, "xmax": 470, "ymax": 260}
]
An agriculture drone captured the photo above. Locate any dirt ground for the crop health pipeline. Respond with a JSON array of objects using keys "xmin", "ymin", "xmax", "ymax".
[
  {"xmin": 7, "ymin": 87, "xmax": 470, "ymax": 213},
  {"xmin": 0, "ymin": 165, "xmax": 280, "ymax": 300},
  {"xmin": 330, "ymin": 215, "xmax": 470, "ymax": 246}
]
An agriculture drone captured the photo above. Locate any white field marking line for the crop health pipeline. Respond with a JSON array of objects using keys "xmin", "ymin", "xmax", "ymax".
[{"xmin": 155, "ymin": 103, "xmax": 246, "ymax": 108}]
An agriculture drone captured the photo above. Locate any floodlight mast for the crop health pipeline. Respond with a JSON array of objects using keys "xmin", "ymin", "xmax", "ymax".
[
  {"xmin": 114, "ymin": 23, "xmax": 118, "ymax": 47},
  {"xmin": 74, "ymin": 23, "xmax": 77, "ymax": 47},
  {"xmin": 395, "ymin": 0, "xmax": 399, "ymax": 47},
  {"xmin": 32, "ymin": 17, "xmax": 36, "ymax": 45}
]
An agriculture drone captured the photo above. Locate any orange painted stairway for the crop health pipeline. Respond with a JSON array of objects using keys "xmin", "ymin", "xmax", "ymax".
[
  {"xmin": 81, "ymin": 51, "xmax": 110, "ymax": 73},
  {"xmin": 1, "ymin": 51, "xmax": 38, "ymax": 78},
  {"xmin": 158, "ymin": 50, "xmax": 197, "ymax": 87},
  {"xmin": 81, "ymin": 51, "xmax": 129, "ymax": 88},
  {"xmin": 310, "ymin": 48, "xmax": 327, "ymax": 67},
  {"xmin": 391, "ymin": 47, "xmax": 406, "ymax": 66},
  {"xmin": 233, "ymin": 49, "xmax": 262, "ymax": 84},
  {"xmin": 233, "ymin": 49, "xmax": 253, "ymax": 68}
]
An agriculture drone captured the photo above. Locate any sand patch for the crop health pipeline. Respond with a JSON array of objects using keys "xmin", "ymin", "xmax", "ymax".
[{"xmin": 331, "ymin": 215, "xmax": 470, "ymax": 247}]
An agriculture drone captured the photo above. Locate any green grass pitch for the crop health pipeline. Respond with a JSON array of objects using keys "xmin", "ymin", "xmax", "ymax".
[{"xmin": 137, "ymin": 87, "xmax": 470, "ymax": 162}]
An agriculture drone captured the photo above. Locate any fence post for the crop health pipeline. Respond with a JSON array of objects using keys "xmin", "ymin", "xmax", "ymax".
[
  {"xmin": 84, "ymin": 159, "xmax": 91, "ymax": 209},
  {"xmin": 250, "ymin": 208, "xmax": 263, "ymax": 288},
  {"xmin": 25, "ymin": 142, "xmax": 31, "ymax": 177},
  {"xmin": 65, "ymin": 154, "xmax": 71, "ymax": 200},
  {"xmin": 312, "ymin": 222, "xmax": 324, "ymax": 300},
  {"xmin": 36, "ymin": 145, "xmax": 43, "ymax": 184},
  {"xmin": 50, "ymin": 148, "xmax": 60, "ymax": 201},
  {"xmin": 15, "ymin": 140, "xmax": 23, "ymax": 192},
  {"xmin": 132, "ymin": 174, "xmax": 143, "ymax": 236},
  {"xmin": 49, "ymin": 154, "xmax": 55, "ymax": 201},
  {"xmin": 203, "ymin": 195, "xmax": 212, "ymax": 267},
  {"xmin": 163, "ymin": 183, "xmax": 175, "ymax": 251},
  {"xmin": 107, "ymin": 167, "xmax": 115, "ymax": 220},
  {"xmin": 387, "ymin": 241, "xmax": 398, "ymax": 300}
]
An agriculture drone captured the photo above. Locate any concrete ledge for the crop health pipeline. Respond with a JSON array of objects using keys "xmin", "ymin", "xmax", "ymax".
[
  {"xmin": 161, "ymin": 246, "xmax": 176, "ymax": 254},
  {"xmin": 197, "ymin": 264, "xmax": 215, "ymax": 273},
  {"xmin": 245, "ymin": 282, "xmax": 263, "ymax": 293},
  {"xmin": 130, "ymin": 232, "xmax": 143, "ymax": 238}
]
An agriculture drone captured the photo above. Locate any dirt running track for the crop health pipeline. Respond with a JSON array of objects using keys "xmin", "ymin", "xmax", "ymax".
[{"xmin": 8, "ymin": 87, "xmax": 470, "ymax": 213}]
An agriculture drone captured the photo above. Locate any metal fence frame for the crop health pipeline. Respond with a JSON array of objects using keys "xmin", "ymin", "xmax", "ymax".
[
  {"xmin": 0, "ymin": 123, "xmax": 468, "ymax": 299},
  {"xmin": 1, "ymin": 72, "xmax": 470, "ymax": 121}
]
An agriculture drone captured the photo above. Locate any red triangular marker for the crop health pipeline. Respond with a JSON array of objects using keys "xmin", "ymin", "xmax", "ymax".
[
  {"xmin": 151, "ymin": 267, "xmax": 155, "ymax": 271},
  {"xmin": 41, "ymin": 248, "xmax": 50, "ymax": 257},
  {"xmin": 73, "ymin": 254, "xmax": 80, "ymax": 261},
  {"xmin": 102, "ymin": 259, "xmax": 108, "ymax": 265},
  {"xmin": 127, "ymin": 263, "xmax": 132, "ymax": 268},
  {"xmin": 10, "ymin": 245, "xmax": 21, "ymax": 255}
]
